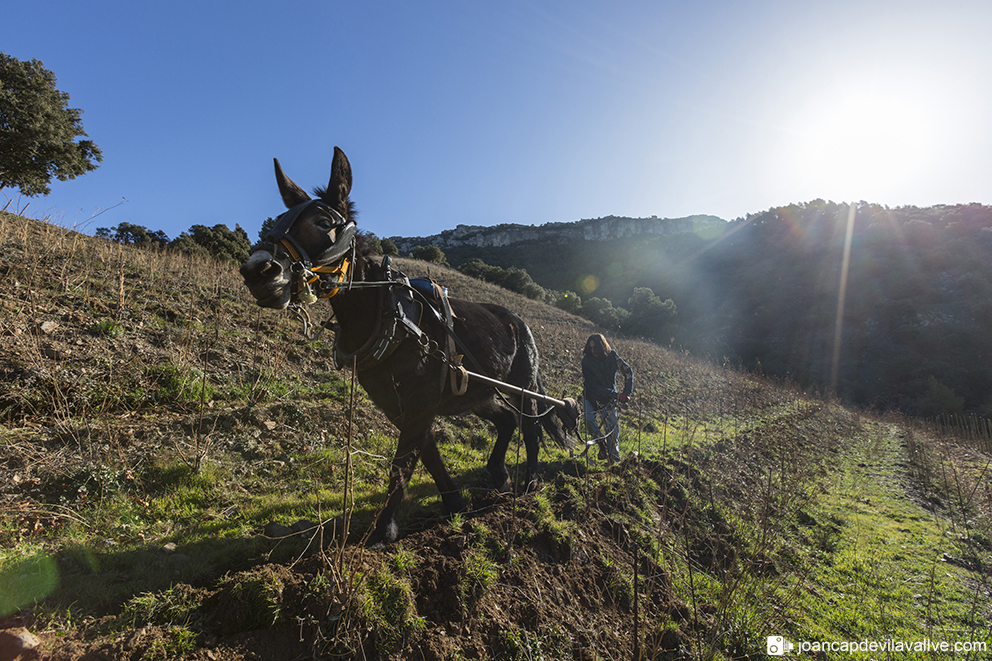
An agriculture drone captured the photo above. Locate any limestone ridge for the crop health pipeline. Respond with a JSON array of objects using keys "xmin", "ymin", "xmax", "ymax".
[{"xmin": 389, "ymin": 214, "xmax": 727, "ymax": 252}]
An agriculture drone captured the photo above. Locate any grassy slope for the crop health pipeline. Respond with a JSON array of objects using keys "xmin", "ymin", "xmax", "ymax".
[{"xmin": 0, "ymin": 212, "xmax": 989, "ymax": 659}]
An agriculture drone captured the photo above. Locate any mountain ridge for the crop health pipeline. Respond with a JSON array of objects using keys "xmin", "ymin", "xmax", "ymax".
[{"xmin": 389, "ymin": 213, "xmax": 726, "ymax": 252}]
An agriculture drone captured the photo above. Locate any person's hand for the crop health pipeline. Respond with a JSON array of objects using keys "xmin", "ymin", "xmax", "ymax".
[{"xmin": 618, "ymin": 393, "xmax": 629, "ymax": 404}]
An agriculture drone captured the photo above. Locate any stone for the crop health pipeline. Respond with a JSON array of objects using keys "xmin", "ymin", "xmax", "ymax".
[
  {"xmin": 33, "ymin": 320, "xmax": 59, "ymax": 336},
  {"xmin": 0, "ymin": 627, "xmax": 42, "ymax": 658},
  {"xmin": 290, "ymin": 519, "xmax": 319, "ymax": 537},
  {"xmin": 263, "ymin": 521, "xmax": 294, "ymax": 538}
]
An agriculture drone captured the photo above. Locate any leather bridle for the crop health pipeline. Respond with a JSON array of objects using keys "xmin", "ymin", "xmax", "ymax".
[
  {"xmin": 249, "ymin": 199, "xmax": 357, "ymax": 304},
  {"xmin": 248, "ymin": 203, "xmax": 464, "ymax": 386}
]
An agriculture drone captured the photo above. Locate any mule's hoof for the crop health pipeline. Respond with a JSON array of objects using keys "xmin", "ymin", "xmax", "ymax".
[
  {"xmin": 366, "ymin": 520, "xmax": 400, "ymax": 549},
  {"xmin": 442, "ymin": 491, "xmax": 467, "ymax": 514},
  {"xmin": 493, "ymin": 478, "xmax": 513, "ymax": 494},
  {"xmin": 447, "ymin": 500, "xmax": 467, "ymax": 515}
]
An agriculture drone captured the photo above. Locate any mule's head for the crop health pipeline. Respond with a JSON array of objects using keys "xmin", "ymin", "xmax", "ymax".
[{"xmin": 240, "ymin": 147, "xmax": 356, "ymax": 309}]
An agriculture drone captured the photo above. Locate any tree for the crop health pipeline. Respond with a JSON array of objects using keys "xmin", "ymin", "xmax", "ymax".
[
  {"xmin": 380, "ymin": 238, "xmax": 399, "ymax": 256},
  {"xmin": 582, "ymin": 297, "xmax": 629, "ymax": 332},
  {"xmin": 456, "ymin": 258, "xmax": 544, "ymax": 300},
  {"xmin": 597, "ymin": 305, "xmax": 630, "ymax": 332},
  {"xmin": 95, "ymin": 222, "xmax": 169, "ymax": 248},
  {"xmin": 625, "ymin": 287, "xmax": 677, "ymax": 342},
  {"xmin": 258, "ymin": 217, "xmax": 276, "ymax": 240},
  {"xmin": 923, "ymin": 376, "xmax": 965, "ymax": 417},
  {"xmin": 358, "ymin": 230, "xmax": 382, "ymax": 255},
  {"xmin": 411, "ymin": 244, "xmax": 447, "ymax": 264},
  {"xmin": 0, "ymin": 53, "xmax": 102, "ymax": 196},
  {"xmin": 170, "ymin": 224, "xmax": 251, "ymax": 263},
  {"xmin": 458, "ymin": 257, "xmax": 501, "ymax": 281},
  {"xmin": 582, "ymin": 297, "xmax": 612, "ymax": 323},
  {"xmin": 552, "ymin": 290, "xmax": 582, "ymax": 314},
  {"xmin": 500, "ymin": 267, "xmax": 545, "ymax": 300}
]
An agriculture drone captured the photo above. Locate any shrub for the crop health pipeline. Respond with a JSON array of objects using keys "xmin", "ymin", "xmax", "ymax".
[
  {"xmin": 89, "ymin": 319, "xmax": 125, "ymax": 337},
  {"xmin": 625, "ymin": 287, "xmax": 676, "ymax": 341},
  {"xmin": 170, "ymin": 224, "xmax": 251, "ymax": 264},
  {"xmin": 380, "ymin": 237, "xmax": 399, "ymax": 256},
  {"xmin": 552, "ymin": 290, "xmax": 582, "ymax": 314},
  {"xmin": 410, "ymin": 244, "xmax": 447, "ymax": 264}
]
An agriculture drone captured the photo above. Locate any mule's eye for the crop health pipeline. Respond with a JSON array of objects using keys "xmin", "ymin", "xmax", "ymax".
[{"xmin": 315, "ymin": 215, "xmax": 336, "ymax": 231}]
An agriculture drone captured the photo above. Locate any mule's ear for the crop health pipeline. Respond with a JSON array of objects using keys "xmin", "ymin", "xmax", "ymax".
[
  {"xmin": 274, "ymin": 158, "xmax": 311, "ymax": 208},
  {"xmin": 325, "ymin": 146, "xmax": 353, "ymax": 216}
]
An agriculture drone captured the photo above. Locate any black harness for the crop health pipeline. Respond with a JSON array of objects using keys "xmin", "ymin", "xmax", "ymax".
[
  {"xmin": 331, "ymin": 259, "xmax": 433, "ymax": 370},
  {"xmin": 249, "ymin": 206, "xmax": 464, "ymax": 388}
]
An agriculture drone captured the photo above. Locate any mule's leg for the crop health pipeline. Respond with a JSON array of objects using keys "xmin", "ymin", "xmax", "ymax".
[
  {"xmin": 486, "ymin": 407, "xmax": 518, "ymax": 493},
  {"xmin": 367, "ymin": 427, "xmax": 425, "ymax": 548},
  {"xmin": 522, "ymin": 399, "xmax": 542, "ymax": 491},
  {"xmin": 420, "ymin": 437, "xmax": 466, "ymax": 514}
]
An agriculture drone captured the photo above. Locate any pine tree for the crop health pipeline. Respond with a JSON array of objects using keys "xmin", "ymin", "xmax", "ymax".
[{"xmin": 0, "ymin": 53, "xmax": 102, "ymax": 196}]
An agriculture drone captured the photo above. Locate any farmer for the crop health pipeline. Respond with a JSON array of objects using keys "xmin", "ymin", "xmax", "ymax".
[{"xmin": 581, "ymin": 333, "xmax": 633, "ymax": 464}]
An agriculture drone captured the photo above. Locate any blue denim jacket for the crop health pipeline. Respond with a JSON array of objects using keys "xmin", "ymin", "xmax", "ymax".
[{"xmin": 581, "ymin": 350, "xmax": 633, "ymax": 408}]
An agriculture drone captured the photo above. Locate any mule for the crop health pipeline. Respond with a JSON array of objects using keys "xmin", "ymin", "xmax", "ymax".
[{"xmin": 239, "ymin": 147, "xmax": 572, "ymax": 547}]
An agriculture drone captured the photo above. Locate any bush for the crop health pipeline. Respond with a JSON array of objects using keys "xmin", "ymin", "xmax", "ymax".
[
  {"xmin": 581, "ymin": 297, "xmax": 629, "ymax": 332},
  {"xmin": 358, "ymin": 231, "xmax": 382, "ymax": 255},
  {"xmin": 552, "ymin": 290, "xmax": 582, "ymax": 314},
  {"xmin": 95, "ymin": 222, "xmax": 169, "ymax": 248},
  {"xmin": 456, "ymin": 258, "xmax": 545, "ymax": 300},
  {"xmin": 625, "ymin": 287, "xmax": 676, "ymax": 341},
  {"xmin": 923, "ymin": 376, "xmax": 965, "ymax": 417},
  {"xmin": 170, "ymin": 224, "xmax": 251, "ymax": 264},
  {"xmin": 380, "ymin": 238, "xmax": 399, "ymax": 256},
  {"xmin": 411, "ymin": 244, "xmax": 447, "ymax": 264}
]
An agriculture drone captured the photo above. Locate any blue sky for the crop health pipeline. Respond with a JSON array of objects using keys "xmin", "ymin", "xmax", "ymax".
[{"xmin": 4, "ymin": 1, "xmax": 992, "ymax": 242}]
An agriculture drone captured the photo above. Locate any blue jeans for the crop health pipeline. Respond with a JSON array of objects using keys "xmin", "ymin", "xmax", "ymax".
[{"xmin": 584, "ymin": 398, "xmax": 619, "ymax": 463}]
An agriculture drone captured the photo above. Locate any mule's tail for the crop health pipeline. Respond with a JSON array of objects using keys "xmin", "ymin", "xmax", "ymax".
[{"xmin": 535, "ymin": 374, "xmax": 577, "ymax": 451}]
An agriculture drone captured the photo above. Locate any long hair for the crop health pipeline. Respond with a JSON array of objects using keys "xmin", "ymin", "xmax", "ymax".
[{"xmin": 583, "ymin": 333, "xmax": 612, "ymax": 358}]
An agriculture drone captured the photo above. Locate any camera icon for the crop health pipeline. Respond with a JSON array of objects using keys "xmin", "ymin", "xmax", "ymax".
[{"xmin": 767, "ymin": 636, "xmax": 794, "ymax": 656}]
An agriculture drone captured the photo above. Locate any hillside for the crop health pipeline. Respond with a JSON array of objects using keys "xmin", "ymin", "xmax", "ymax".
[
  {"xmin": 406, "ymin": 201, "xmax": 992, "ymax": 419},
  {"xmin": 1, "ymin": 212, "xmax": 990, "ymax": 660}
]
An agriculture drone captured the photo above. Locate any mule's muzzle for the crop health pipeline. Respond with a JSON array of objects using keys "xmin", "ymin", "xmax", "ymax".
[{"xmin": 240, "ymin": 251, "xmax": 292, "ymax": 309}]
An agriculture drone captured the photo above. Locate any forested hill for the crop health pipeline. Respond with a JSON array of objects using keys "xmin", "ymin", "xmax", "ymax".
[{"xmin": 399, "ymin": 200, "xmax": 992, "ymax": 418}]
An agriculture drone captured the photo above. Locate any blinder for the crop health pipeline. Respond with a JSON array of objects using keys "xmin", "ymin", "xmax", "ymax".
[
  {"xmin": 315, "ymin": 222, "xmax": 356, "ymax": 265},
  {"xmin": 253, "ymin": 200, "xmax": 352, "ymax": 265}
]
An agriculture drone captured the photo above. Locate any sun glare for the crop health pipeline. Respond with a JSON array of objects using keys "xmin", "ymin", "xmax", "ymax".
[{"xmin": 784, "ymin": 87, "xmax": 936, "ymax": 198}]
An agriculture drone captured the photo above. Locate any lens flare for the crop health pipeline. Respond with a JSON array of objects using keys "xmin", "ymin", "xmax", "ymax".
[{"xmin": 577, "ymin": 274, "xmax": 600, "ymax": 294}]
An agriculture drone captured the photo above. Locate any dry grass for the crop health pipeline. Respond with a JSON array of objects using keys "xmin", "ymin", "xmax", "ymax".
[{"xmin": 1, "ymin": 213, "xmax": 990, "ymax": 659}]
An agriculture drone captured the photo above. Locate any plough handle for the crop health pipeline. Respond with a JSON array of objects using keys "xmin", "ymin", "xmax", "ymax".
[{"xmin": 464, "ymin": 370, "xmax": 568, "ymax": 409}]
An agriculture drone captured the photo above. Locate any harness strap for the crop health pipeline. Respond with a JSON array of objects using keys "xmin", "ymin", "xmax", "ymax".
[
  {"xmin": 440, "ymin": 293, "xmax": 468, "ymax": 396},
  {"xmin": 331, "ymin": 275, "xmax": 432, "ymax": 371},
  {"xmin": 310, "ymin": 258, "xmax": 351, "ymax": 299},
  {"xmin": 450, "ymin": 363, "xmax": 470, "ymax": 396}
]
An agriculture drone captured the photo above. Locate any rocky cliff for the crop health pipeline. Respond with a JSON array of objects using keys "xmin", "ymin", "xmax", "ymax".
[{"xmin": 389, "ymin": 214, "xmax": 726, "ymax": 252}]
